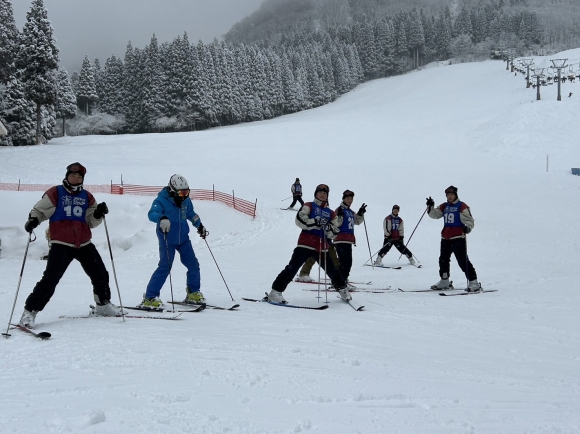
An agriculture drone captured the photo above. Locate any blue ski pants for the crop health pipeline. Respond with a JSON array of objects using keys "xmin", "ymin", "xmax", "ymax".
[{"xmin": 146, "ymin": 238, "xmax": 200, "ymax": 298}]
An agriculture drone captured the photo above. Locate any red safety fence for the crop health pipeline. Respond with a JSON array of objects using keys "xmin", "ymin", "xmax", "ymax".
[{"xmin": 0, "ymin": 182, "xmax": 257, "ymax": 218}]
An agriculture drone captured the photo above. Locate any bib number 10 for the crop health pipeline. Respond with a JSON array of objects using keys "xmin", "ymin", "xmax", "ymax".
[{"xmin": 64, "ymin": 205, "xmax": 83, "ymax": 217}]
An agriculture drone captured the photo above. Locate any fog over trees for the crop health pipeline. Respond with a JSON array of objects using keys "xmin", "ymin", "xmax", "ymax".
[{"xmin": 2, "ymin": 0, "xmax": 579, "ymax": 143}]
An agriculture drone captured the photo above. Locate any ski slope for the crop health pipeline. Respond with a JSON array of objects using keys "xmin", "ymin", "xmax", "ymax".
[{"xmin": 1, "ymin": 50, "xmax": 580, "ymax": 433}]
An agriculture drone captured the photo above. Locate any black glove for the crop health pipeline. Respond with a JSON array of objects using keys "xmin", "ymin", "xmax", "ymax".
[
  {"xmin": 197, "ymin": 224, "xmax": 209, "ymax": 239},
  {"xmin": 24, "ymin": 217, "xmax": 39, "ymax": 233},
  {"xmin": 93, "ymin": 202, "xmax": 109, "ymax": 219},
  {"xmin": 314, "ymin": 216, "xmax": 328, "ymax": 227},
  {"xmin": 426, "ymin": 196, "xmax": 434, "ymax": 207},
  {"xmin": 335, "ymin": 207, "xmax": 344, "ymax": 217},
  {"xmin": 357, "ymin": 203, "xmax": 367, "ymax": 216},
  {"xmin": 463, "ymin": 226, "xmax": 472, "ymax": 234}
]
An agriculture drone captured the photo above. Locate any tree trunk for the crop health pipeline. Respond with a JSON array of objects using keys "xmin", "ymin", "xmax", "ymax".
[
  {"xmin": 62, "ymin": 117, "xmax": 66, "ymax": 136},
  {"xmin": 35, "ymin": 103, "xmax": 41, "ymax": 145}
]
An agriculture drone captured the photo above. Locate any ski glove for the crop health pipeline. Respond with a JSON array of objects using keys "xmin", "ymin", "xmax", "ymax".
[
  {"xmin": 24, "ymin": 217, "xmax": 39, "ymax": 233},
  {"xmin": 197, "ymin": 224, "xmax": 209, "ymax": 239},
  {"xmin": 93, "ymin": 202, "xmax": 109, "ymax": 219},
  {"xmin": 314, "ymin": 216, "xmax": 329, "ymax": 228},
  {"xmin": 426, "ymin": 197, "xmax": 434, "ymax": 207},
  {"xmin": 159, "ymin": 217, "xmax": 170, "ymax": 233},
  {"xmin": 357, "ymin": 203, "xmax": 367, "ymax": 216},
  {"xmin": 335, "ymin": 207, "xmax": 344, "ymax": 217},
  {"xmin": 463, "ymin": 226, "xmax": 472, "ymax": 234}
]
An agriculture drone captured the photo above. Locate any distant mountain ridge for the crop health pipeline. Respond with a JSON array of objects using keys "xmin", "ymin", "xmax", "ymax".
[{"xmin": 225, "ymin": 0, "xmax": 580, "ymax": 47}]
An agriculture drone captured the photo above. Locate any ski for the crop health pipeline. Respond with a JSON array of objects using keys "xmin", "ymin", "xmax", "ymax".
[
  {"xmin": 302, "ymin": 287, "xmax": 393, "ymax": 293},
  {"xmin": 439, "ymin": 289, "xmax": 498, "ymax": 296},
  {"xmin": 126, "ymin": 305, "xmax": 205, "ymax": 313},
  {"xmin": 295, "ymin": 279, "xmax": 372, "ymax": 285},
  {"xmin": 59, "ymin": 313, "xmax": 183, "ymax": 320},
  {"xmin": 4, "ymin": 324, "xmax": 51, "ymax": 340},
  {"xmin": 398, "ymin": 281, "xmax": 455, "ymax": 292},
  {"xmin": 364, "ymin": 264, "xmax": 402, "ymax": 270},
  {"xmin": 167, "ymin": 301, "xmax": 239, "ymax": 311},
  {"xmin": 337, "ymin": 296, "xmax": 365, "ymax": 311},
  {"xmin": 205, "ymin": 304, "xmax": 240, "ymax": 311},
  {"xmin": 398, "ymin": 288, "xmax": 456, "ymax": 293},
  {"xmin": 280, "ymin": 208, "xmax": 296, "ymax": 211},
  {"xmin": 241, "ymin": 294, "xmax": 329, "ymax": 310}
]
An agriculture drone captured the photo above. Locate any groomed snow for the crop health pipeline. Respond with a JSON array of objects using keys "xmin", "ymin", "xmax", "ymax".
[{"xmin": 1, "ymin": 50, "xmax": 579, "ymax": 433}]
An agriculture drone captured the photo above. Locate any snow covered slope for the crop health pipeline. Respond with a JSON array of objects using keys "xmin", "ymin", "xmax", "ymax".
[{"xmin": 1, "ymin": 51, "xmax": 579, "ymax": 433}]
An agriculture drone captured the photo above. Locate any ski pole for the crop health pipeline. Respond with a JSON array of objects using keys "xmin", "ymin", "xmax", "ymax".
[
  {"xmin": 362, "ymin": 219, "xmax": 374, "ymax": 269},
  {"xmin": 204, "ymin": 238, "xmax": 234, "ymax": 301},
  {"xmin": 103, "ymin": 216, "xmax": 125, "ymax": 321},
  {"xmin": 3, "ymin": 232, "xmax": 35, "ymax": 338},
  {"xmin": 398, "ymin": 206, "xmax": 428, "ymax": 261},
  {"xmin": 281, "ymin": 196, "xmax": 292, "ymax": 201},
  {"xmin": 363, "ymin": 247, "xmax": 385, "ymax": 265},
  {"xmin": 164, "ymin": 234, "xmax": 176, "ymax": 311}
]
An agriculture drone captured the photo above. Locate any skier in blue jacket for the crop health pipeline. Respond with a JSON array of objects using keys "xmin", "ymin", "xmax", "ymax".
[{"xmin": 141, "ymin": 175, "xmax": 209, "ymax": 308}]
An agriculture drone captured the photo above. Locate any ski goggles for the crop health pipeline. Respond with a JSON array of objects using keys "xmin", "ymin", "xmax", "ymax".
[
  {"xmin": 177, "ymin": 188, "xmax": 190, "ymax": 198},
  {"xmin": 66, "ymin": 163, "xmax": 87, "ymax": 176},
  {"xmin": 315, "ymin": 184, "xmax": 329, "ymax": 194}
]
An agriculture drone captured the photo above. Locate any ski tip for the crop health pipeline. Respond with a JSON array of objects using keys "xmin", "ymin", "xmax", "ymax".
[
  {"xmin": 37, "ymin": 332, "xmax": 51, "ymax": 339},
  {"xmin": 356, "ymin": 306, "xmax": 365, "ymax": 311}
]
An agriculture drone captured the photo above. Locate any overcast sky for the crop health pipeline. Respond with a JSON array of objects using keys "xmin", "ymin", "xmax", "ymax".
[{"xmin": 12, "ymin": 0, "xmax": 264, "ymax": 73}]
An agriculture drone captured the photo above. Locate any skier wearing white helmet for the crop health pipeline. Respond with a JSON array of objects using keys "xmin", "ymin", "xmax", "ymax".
[{"xmin": 142, "ymin": 174, "xmax": 209, "ymax": 308}]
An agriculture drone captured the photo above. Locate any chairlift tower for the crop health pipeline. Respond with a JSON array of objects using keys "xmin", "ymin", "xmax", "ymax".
[
  {"xmin": 521, "ymin": 58, "xmax": 534, "ymax": 88},
  {"xmin": 532, "ymin": 67, "xmax": 545, "ymax": 101},
  {"xmin": 551, "ymin": 58, "xmax": 568, "ymax": 101}
]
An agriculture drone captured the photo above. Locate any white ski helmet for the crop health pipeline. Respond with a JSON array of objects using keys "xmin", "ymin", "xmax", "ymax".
[{"xmin": 168, "ymin": 174, "xmax": 190, "ymax": 197}]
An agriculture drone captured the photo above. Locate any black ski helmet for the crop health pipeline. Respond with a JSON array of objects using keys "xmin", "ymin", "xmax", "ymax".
[
  {"xmin": 342, "ymin": 189, "xmax": 355, "ymax": 200},
  {"xmin": 314, "ymin": 184, "xmax": 329, "ymax": 196},
  {"xmin": 445, "ymin": 185, "xmax": 458, "ymax": 197},
  {"xmin": 392, "ymin": 204, "xmax": 400, "ymax": 211},
  {"xmin": 63, "ymin": 162, "xmax": 86, "ymax": 193}
]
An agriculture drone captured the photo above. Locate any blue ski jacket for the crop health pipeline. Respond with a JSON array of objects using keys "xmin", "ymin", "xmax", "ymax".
[{"xmin": 148, "ymin": 187, "xmax": 201, "ymax": 245}]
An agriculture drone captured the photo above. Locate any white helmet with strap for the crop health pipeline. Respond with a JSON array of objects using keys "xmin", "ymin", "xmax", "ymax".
[{"xmin": 169, "ymin": 174, "xmax": 190, "ymax": 197}]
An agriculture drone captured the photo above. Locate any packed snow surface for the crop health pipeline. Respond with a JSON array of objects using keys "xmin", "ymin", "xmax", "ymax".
[{"xmin": 1, "ymin": 51, "xmax": 580, "ymax": 433}]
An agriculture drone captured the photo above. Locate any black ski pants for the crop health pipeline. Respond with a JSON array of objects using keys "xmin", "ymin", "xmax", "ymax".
[
  {"xmin": 272, "ymin": 246, "xmax": 346, "ymax": 292},
  {"xmin": 334, "ymin": 243, "xmax": 353, "ymax": 281},
  {"xmin": 289, "ymin": 195, "xmax": 304, "ymax": 208},
  {"xmin": 439, "ymin": 237, "xmax": 477, "ymax": 281},
  {"xmin": 378, "ymin": 237, "xmax": 412, "ymax": 258},
  {"xmin": 25, "ymin": 242, "xmax": 111, "ymax": 312}
]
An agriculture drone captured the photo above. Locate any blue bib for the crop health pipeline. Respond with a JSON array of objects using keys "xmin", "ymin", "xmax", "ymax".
[
  {"xmin": 294, "ymin": 183, "xmax": 302, "ymax": 194},
  {"xmin": 306, "ymin": 202, "xmax": 332, "ymax": 238},
  {"xmin": 443, "ymin": 201, "xmax": 464, "ymax": 228},
  {"xmin": 339, "ymin": 208, "xmax": 356, "ymax": 234},
  {"xmin": 49, "ymin": 186, "xmax": 89, "ymax": 223},
  {"xmin": 390, "ymin": 215, "xmax": 401, "ymax": 231}
]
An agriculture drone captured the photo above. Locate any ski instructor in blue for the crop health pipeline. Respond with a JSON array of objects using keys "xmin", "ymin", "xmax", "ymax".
[{"xmin": 141, "ymin": 174, "xmax": 209, "ymax": 308}]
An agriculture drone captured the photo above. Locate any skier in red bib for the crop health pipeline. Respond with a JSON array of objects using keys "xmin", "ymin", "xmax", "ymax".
[
  {"xmin": 373, "ymin": 205, "xmax": 416, "ymax": 266},
  {"xmin": 269, "ymin": 184, "xmax": 349, "ymax": 303},
  {"xmin": 19, "ymin": 163, "xmax": 124, "ymax": 329},
  {"xmin": 427, "ymin": 185, "xmax": 480, "ymax": 292}
]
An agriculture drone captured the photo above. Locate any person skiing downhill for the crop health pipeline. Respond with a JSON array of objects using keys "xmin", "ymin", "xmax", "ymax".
[
  {"xmin": 427, "ymin": 185, "xmax": 480, "ymax": 291},
  {"xmin": 19, "ymin": 162, "xmax": 123, "ymax": 329},
  {"xmin": 287, "ymin": 178, "xmax": 304, "ymax": 209},
  {"xmin": 334, "ymin": 190, "xmax": 366, "ymax": 286},
  {"xmin": 142, "ymin": 174, "xmax": 209, "ymax": 308},
  {"xmin": 269, "ymin": 184, "xmax": 349, "ymax": 303},
  {"xmin": 373, "ymin": 205, "xmax": 417, "ymax": 266}
]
